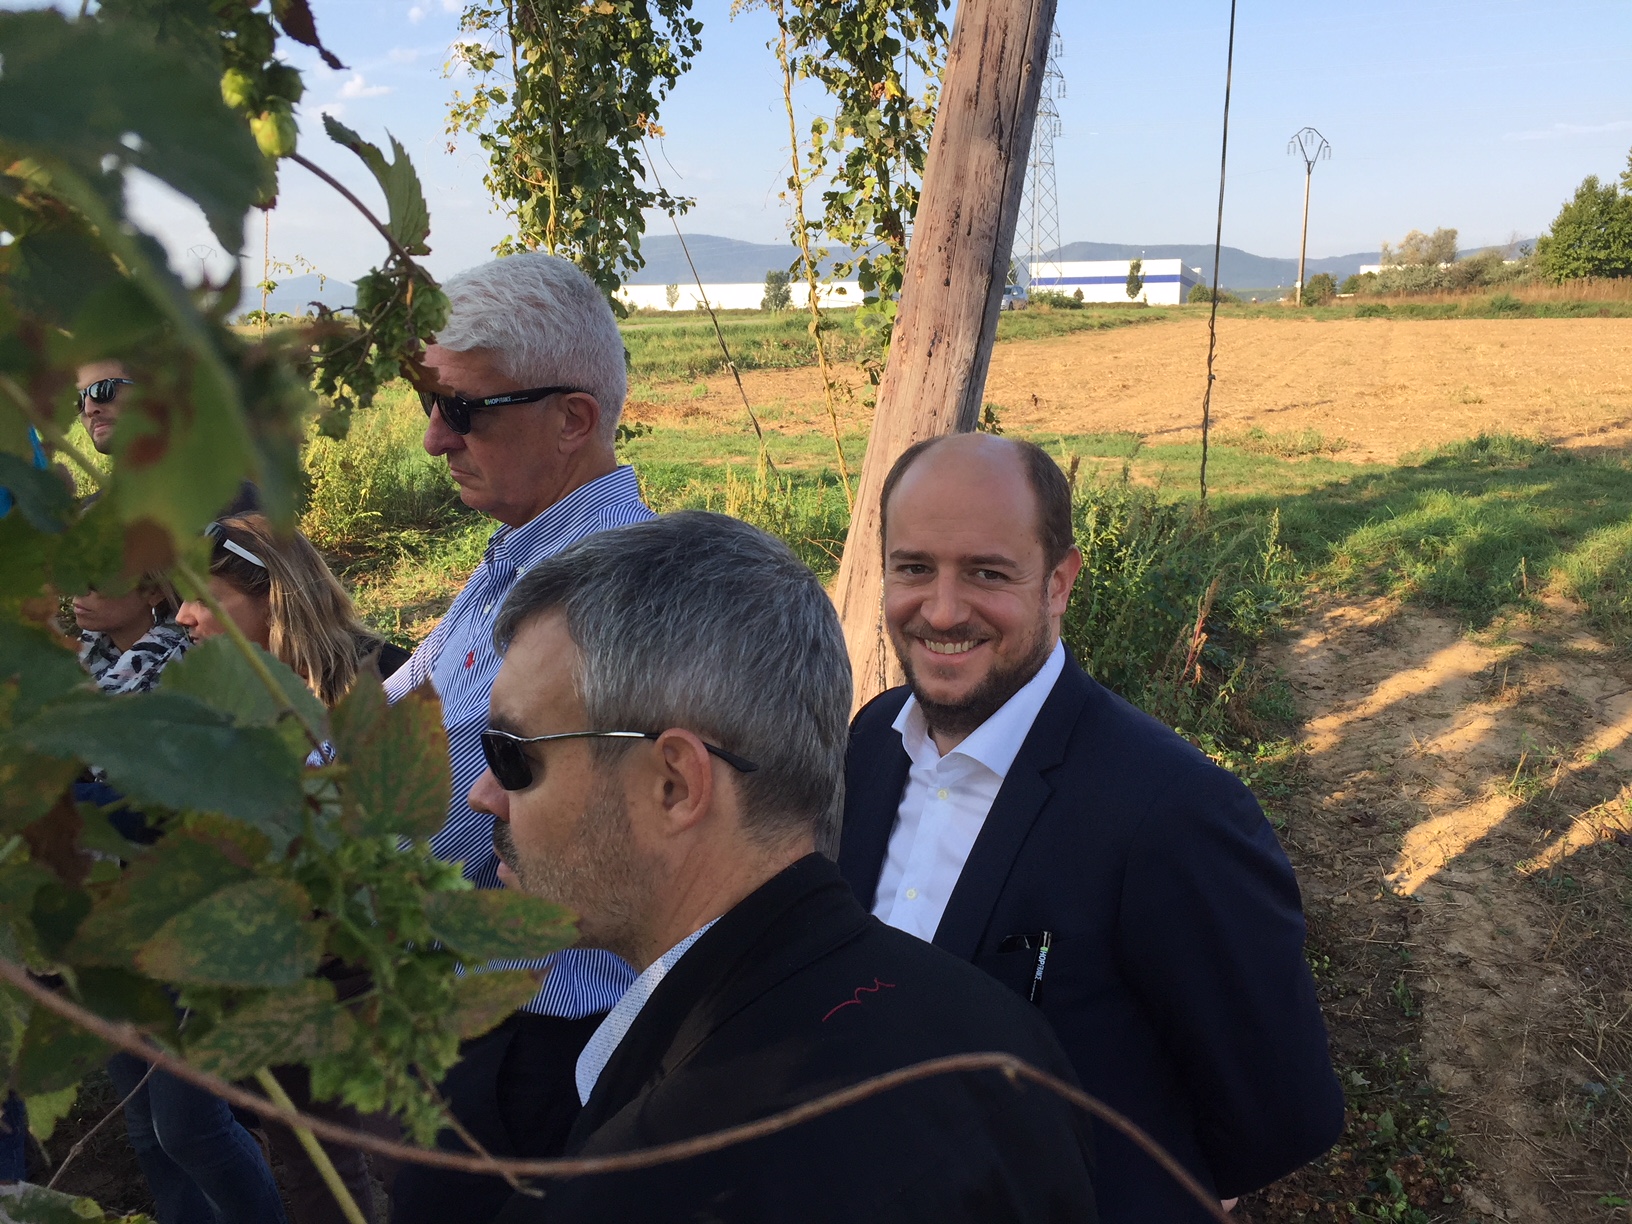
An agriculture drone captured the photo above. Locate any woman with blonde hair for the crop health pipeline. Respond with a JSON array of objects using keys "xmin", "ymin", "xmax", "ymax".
[
  {"xmin": 158, "ymin": 515, "xmax": 407, "ymax": 1224},
  {"xmin": 175, "ymin": 513, "xmax": 407, "ymax": 699}
]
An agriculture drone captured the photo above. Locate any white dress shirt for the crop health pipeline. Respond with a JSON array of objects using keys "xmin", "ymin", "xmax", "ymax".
[
  {"xmin": 574, "ymin": 920, "xmax": 719, "ymax": 1105},
  {"xmin": 872, "ymin": 642, "xmax": 1066, "ymax": 942}
]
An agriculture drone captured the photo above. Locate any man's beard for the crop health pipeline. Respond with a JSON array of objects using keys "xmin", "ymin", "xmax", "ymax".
[
  {"xmin": 492, "ymin": 779, "xmax": 655, "ymax": 963},
  {"xmin": 893, "ymin": 603, "xmax": 1054, "ymax": 742}
]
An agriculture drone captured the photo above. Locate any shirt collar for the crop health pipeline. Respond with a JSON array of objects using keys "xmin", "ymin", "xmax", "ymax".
[
  {"xmin": 485, "ymin": 465, "xmax": 644, "ymax": 572},
  {"xmin": 574, "ymin": 917, "xmax": 718, "ymax": 1106},
  {"xmin": 891, "ymin": 640, "xmax": 1066, "ymax": 779}
]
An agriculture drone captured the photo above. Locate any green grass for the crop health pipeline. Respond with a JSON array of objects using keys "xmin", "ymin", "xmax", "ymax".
[
  {"xmin": 617, "ymin": 303, "xmax": 1170, "ymax": 385},
  {"xmin": 307, "ymin": 375, "xmax": 1632, "ymax": 715}
]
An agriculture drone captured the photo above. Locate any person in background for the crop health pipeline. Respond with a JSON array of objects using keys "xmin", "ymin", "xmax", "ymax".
[
  {"xmin": 74, "ymin": 576, "xmax": 190, "ymax": 696},
  {"xmin": 839, "ymin": 433, "xmax": 1344, "ymax": 1223},
  {"xmin": 0, "ymin": 425, "xmax": 51, "ymax": 1182},
  {"xmin": 474, "ymin": 512, "xmax": 1097, "ymax": 1223},
  {"xmin": 162, "ymin": 515, "xmax": 405, "ymax": 1224},
  {"xmin": 381, "ymin": 252, "xmax": 652, "ymax": 1224},
  {"xmin": 74, "ymin": 360, "xmax": 259, "ymax": 514},
  {"xmin": 91, "ymin": 550, "xmax": 284, "ymax": 1222},
  {"xmin": 176, "ymin": 514, "xmax": 408, "ymax": 696}
]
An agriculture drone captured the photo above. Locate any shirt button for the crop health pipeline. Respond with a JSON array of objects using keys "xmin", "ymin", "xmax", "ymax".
[
  {"xmin": 905, "ymin": 888, "xmax": 918, "ymax": 900},
  {"xmin": 936, "ymin": 788, "xmax": 949, "ymax": 801},
  {"xmin": 483, "ymin": 603, "xmax": 493, "ymax": 615}
]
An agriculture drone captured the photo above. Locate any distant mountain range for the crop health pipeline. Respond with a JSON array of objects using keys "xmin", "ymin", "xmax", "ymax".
[{"xmin": 255, "ymin": 234, "xmax": 1523, "ymax": 314}]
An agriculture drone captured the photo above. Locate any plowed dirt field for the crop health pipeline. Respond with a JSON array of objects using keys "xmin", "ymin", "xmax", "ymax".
[{"xmin": 640, "ymin": 315, "xmax": 1632, "ymax": 463}]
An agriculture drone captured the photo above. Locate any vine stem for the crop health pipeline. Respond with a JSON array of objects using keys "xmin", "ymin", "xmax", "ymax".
[
  {"xmin": 172, "ymin": 555, "xmax": 327, "ymax": 751},
  {"xmin": 0, "ymin": 375, "xmax": 104, "ymax": 493},
  {"xmin": 45, "ymin": 1062, "xmax": 154, "ymax": 1190},
  {"xmin": 0, "ymin": 955, "xmax": 1228, "ymax": 1221},
  {"xmin": 287, "ymin": 153, "xmax": 415, "ymax": 268},
  {"xmin": 771, "ymin": 1, "xmax": 854, "ymax": 512},
  {"xmin": 254, "ymin": 1069, "xmax": 369, "ymax": 1224}
]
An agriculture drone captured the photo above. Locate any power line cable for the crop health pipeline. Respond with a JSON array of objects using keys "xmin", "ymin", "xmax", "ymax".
[{"xmin": 1198, "ymin": 0, "xmax": 1238, "ymax": 508}]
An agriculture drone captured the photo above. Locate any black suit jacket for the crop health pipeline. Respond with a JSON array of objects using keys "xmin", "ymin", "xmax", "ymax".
[
  {"xmin": 840, "ymin": 656, "xmax": 1344, "ymax": 1222},
  {"xmin": 496, "ymin": 854, "xmax": 1098, "ymax": 1224}
]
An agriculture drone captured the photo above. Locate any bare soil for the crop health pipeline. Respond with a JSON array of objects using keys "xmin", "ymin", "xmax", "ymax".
[
  {"xmin": 1254, "ymin": 597, "xmax": 1632, "ymax": 1222},
  {"xmin": 633, "ymin": 317, "xmax": 1632, "ymax": 464}
]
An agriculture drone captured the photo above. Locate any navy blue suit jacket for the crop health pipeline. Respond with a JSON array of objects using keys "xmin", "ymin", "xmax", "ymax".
[{"xmin": 839, "ymin": 655, "xmax": 1344, "ymax": 1222}]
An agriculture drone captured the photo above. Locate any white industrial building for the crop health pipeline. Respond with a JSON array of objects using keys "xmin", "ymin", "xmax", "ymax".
[
  {"xmin": 1027, "ymin": 258, "xmax": 1205, "ymax": 306},
  {"xmin": 618, "ymin": 281, "xmax": 862, "ymax": 313}
]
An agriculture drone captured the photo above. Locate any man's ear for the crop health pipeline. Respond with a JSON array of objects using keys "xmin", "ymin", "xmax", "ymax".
[
  {"xmin": 1048, "ymin": 546, "xmax": 1083, "ymax": 618},
  {"xmin": 643, "ymin": 728, "xmax": 716, "ymax": 837},
  {"xmin": 556, "ymin": 392, "xmax": 604, "ymax": 452}
]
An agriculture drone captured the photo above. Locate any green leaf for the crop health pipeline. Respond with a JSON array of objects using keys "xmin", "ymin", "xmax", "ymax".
[
  {"xmin": 0, "ymin": 620, "xmax": 89, "ymax": 722},
  {"xmin": 423, "ymin": 890, "xmax": 576, "ymax": 964},
  {"xmin": 0, "ymin": 1183, "xmax": 134, "ymax": 1223},
  {"xmin": 451, "ymin": 969, "xmax": 542, "ymax": 1041},
  {"xmin": 74, "ymin": 968, "xmax": 177, "ymax": 1034},
  {"xmin": 0, "ymin": 452, "xmax": 71, "ymax": 534},
  {"xmin": 66, "ymin": 831, "xmax": 255, "ymax": 968},
  {"xmin": 12, "ymin": 690, "xmax": 305, "ymax": 838},
  {"xmin": 185, "ymin": 979, "xmax": 355, "ymax": 1080},
  {"xmin": 0, "ymin": 751, "xmax": 79, "ymax": 838},
  {"xmin": 136, "ymin": 878, "xmax": 324, "ymax": 987},
  {"xmin": 322, "ymin": 115, "xmax": 432, "ymax": 256},
  {"xmin": 15, "ymin": 1004, "xmax": 106, "ymax": 1095},
  {"xmin": 159, "ymin": 635, "xmax": 328, "ymax": 734},
  {"xmin": 29, "ymin": 882, "xmax": 90, "ymax": 961},
  {"xmin": 330, "ymin": 675, "xmax": 450, "ymax": 839},
  {"xmin": 23, "ymin": 1083, "xmax": 78, "ymax": 1144},
  {"xmin": 0, "ymin": 9, "xmax": 272, "ymax": 250}
]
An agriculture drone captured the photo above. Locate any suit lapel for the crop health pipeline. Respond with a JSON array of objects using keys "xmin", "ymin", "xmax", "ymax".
[
  {"xmin": 567, "ymin": 857, "xmax": 864, "ymax": 1148},
  {"xmin": 932, "ymin": 660, "xmax": 1091, "ymax": 961},
  {"xmin": 837, "ymin": 694, "xmax": 913, "ymax": 911}
]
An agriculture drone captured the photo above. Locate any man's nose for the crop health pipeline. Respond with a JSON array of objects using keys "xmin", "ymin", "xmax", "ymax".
[
  {"xmin": 919, "ymin": 573, "xmax": 970, "ymax": 628},
  {"xmin": 468, "ymin": 768, "xmax": 508, "ymax": 820},
  {"xmin": 422, "ymin": 403, "xmax": 464, "ymax": 457}
]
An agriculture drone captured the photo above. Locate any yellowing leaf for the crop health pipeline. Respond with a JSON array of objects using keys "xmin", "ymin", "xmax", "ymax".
[
  {"xmin": 137, "ymin": 879, "xmax": 324, "ymax": 988},
  {"xmin": 330, "ymin": 674, "xmax": 450, "ymax": 840},
  {"xmin": 67, "ymin": 834, "xmax": 255, "ymax": 969},
  {"xmin": 424, "ymin": 890, "xmax": 576, "ymax": 964},
  {"xmin": 452, "ymin": 969, "xmax": 544, "ymax": 1040},
  {"xmin": 186, "ymin": 980, "xmax": 356, "ymax": 1080}
]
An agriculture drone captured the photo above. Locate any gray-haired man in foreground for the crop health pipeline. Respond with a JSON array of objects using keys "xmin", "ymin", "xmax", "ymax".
[{"xmin": 460, "ymin": 511, "xmax": 1100, "ymax": 1223}]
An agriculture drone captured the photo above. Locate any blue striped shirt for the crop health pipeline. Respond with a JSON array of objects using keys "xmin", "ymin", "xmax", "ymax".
[{"xmin": 384, "ymin": 466, "xmax": 653, "ymax": 1017}]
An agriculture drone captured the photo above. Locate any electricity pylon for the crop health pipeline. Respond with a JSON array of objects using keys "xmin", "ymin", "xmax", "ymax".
[
  {"xmin": 1287, "ymin": 126, "xmax": 1331, "ymax": 306},
  {"xmin": 1012, "ymin": 29, "xmax": 1064, "ymax": 289}
]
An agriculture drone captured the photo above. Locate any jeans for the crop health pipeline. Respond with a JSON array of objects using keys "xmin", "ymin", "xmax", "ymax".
[
  {"xmin": 107, "ymin": 1053, "xmax": 288, "ymax": 1224},
  {"xmin": 0, "ymin": 1093, "xmax": 25, "ymax": 1181}
]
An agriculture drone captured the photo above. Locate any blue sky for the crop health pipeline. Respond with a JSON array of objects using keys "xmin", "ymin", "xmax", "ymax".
[{"xmin": 18, "ymin": 0, "xmax": 1632, "ymax": 283}]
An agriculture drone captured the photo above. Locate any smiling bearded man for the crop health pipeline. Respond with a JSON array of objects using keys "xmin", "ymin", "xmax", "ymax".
[{"xmin": 838, "ymin": 432, "xmax": 1345, "ymax": 1224}]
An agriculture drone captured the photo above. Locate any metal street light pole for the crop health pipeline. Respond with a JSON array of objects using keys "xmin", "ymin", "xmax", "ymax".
[{"xmin": 1287, "ymin": 127, "xmax": 1330, "ymax": 307}]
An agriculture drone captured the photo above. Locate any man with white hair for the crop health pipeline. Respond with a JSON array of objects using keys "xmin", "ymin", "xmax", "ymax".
[{"xmin": 385, "ymin": 252, "xmax": 651, "ymax": 1223}]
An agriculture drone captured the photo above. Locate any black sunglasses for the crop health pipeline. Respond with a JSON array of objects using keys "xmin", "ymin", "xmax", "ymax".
[
  {"xmin": 78, "ymin": 377, "xmax": 134, "ymax": 406},
  {"xmin": 480, "ymin": 728, "xmax": 759, "ymax": 792},
  {"xmin": 418, "ymin": 384, "xmax": 587, "ymax": 435}
]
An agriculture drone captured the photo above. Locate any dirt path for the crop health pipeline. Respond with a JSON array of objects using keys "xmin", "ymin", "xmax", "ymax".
[
  {"xmin": 1269, "ymin": 598, "xmax": 1632, "ymax": 1220},
  {"xmin": 637, "ymin": 317, "xmax": 1632, "ymax": 465}
]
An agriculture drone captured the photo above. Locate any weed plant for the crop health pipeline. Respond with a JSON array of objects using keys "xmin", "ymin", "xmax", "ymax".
[
  {"xmin": 1062, "ymin": 473, "xmax": 1301, "ymax": 758},
  {"xmin": 302, "ymin": 382, "xmax": 465, "ymax": 552}
]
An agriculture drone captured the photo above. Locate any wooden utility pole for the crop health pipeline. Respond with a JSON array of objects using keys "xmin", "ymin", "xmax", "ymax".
[
  {"xmin": 832, "ymin": 0, "xmax": 1057, "ymax": 708},
  {"xmin": 1287, "ymin": 127, "xmax": 1330, "ymax": 307}
]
